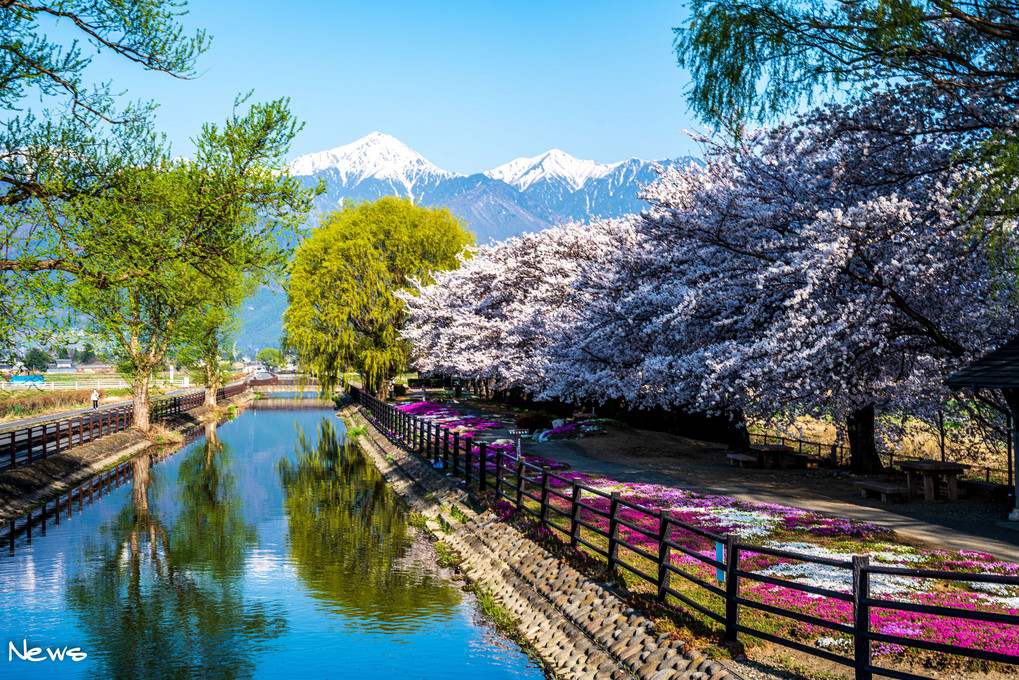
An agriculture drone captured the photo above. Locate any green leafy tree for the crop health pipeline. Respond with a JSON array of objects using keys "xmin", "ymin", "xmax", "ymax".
[
  {"xmin": 68, "ymin": 98, "xmax": 317, "ymax": 431},
  {"xmin": 77, "ymin": 342, "xmax": 97, "ymax": 365},
  {"xmin": 283, "ymin": 197, "xmax": 473, "ymax": 398},
  {"xmin": 22, "ymin": 347, "xmax": 49, "ymax": 372},
  {"xmin": 178, "ymin": 301, "xmax": 244, "ymax": 407},
  {"xmin": 675, "ymin": 0, "xmax": 1018, "ymax": 124},
  {"xmin": 256, "ymin": 347, "xmax": 284, "ymax": 371},
  {"xmin": 0, "ymin": 1, "xmax": 208, "ymax": 356}
]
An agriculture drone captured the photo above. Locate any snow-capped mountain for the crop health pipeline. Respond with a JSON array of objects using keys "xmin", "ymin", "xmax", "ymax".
[
  {"xmin": 289, "ymin": 132, "xmax": 459, "ymax": 198},
  {"xmin": 239, "ymin": 136, "xmax": 695, "ymax": 354},
  {"xmin": 485, "ymin": 149, "xmax": 620, "ymax": 192},
  {"xmin": 289, "ymin": 134, "xmax": 693, "ymax": 243}
]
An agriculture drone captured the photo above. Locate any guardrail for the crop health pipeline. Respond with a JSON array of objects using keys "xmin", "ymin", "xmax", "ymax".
[
  {"xmin": 351, "ymin": 387, "xmax": 1019, "ymax": 680},
  {"xmin": 0, "ymin": 381, "xmax": 247, "ymax": 473},
  {"xmin": 0, "ymin": 379, "xmax": 190, "ymax": 391}
]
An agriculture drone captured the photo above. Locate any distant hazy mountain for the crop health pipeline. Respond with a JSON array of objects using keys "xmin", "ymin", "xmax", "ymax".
[{"xmin": 237, "ymin": 133, "xmax": 695, "ymax": 355}]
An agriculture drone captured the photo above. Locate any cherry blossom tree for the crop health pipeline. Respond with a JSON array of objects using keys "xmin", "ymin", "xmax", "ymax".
[
  {"xmin": 399, "ymin": 217, "xmax": 642, "ymax": 393},
  {"xmin": 547, "ymin": 93, "xmax": 1019, "ymax": 471},
  {"xmin": 402, "ymin": 91, "xmax": 1019, "ymax": 473}
]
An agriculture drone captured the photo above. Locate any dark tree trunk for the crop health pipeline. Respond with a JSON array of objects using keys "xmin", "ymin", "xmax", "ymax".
[
  {"xmin": 847, "ymin": 405, "xmax": 883, "ymax": 473},
  {"xmin": 727, "ymin": 409, "xmax": 751, "ymax": 451}
]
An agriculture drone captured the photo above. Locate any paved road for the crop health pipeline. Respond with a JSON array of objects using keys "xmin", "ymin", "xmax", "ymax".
[{"xmin": 0, "ymin": 388, "xmax": 193, "ymax": 434}]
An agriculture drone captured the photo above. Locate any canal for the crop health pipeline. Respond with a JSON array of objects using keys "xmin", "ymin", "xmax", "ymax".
[{"xmin": 0, "ymin": 399, "xmax": 544, "ymax": 679}]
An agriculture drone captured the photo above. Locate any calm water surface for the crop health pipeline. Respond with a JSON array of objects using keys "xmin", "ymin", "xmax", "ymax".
[{"xmin": 0, "ymin": 402, "xmax": 543, "ymax": 679}]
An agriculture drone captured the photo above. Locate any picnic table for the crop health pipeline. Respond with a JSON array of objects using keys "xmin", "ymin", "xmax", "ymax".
[
  {"xmin": 748, "ymin": 444, "xmax": 796, "ymax": 469},
  {"xmin": 898, "ymin": 460, "xmax": 971, "ymax": 502}
]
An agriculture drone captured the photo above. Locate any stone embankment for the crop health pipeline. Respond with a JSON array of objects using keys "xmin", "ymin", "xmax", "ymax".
[
  {"xmin": 342, "ymin": 402, "xmax": 737, "ymax": 680},
  {"xmin": 0, "ymin": 391, "xmax": 254, "ymax": 522}
]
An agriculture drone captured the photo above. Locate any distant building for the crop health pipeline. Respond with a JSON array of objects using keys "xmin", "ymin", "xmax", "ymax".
[
  {"xmin": 77, "ymin": 361, "xmax": 114, "ymax": 374},
  {"xmin": 46, "ymin": 358, "xmax": 75, "ymax": 373}
]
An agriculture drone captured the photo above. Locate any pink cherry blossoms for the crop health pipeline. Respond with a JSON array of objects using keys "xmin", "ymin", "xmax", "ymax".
[{"xmin": 399, "ymin": 92, "xmax": 1019, "ymax": 467}]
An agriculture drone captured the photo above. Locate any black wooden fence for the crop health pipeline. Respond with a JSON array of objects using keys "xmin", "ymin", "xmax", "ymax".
[
  {"xmin": 0, "ymin": 381, "xmax": 247, "ymax": 473},
  {"xmin": 351, "ymin": 387, "xmax": 1019, "ymax": 680}
]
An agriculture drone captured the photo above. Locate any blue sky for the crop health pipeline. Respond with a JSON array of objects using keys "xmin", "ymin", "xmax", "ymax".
[{"xmin": 81, "ymin": 0, "xmax": 700, "ymax": 173}]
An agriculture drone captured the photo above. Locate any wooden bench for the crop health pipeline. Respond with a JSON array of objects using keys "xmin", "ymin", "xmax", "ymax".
[
  {"xmin": 727, "ymin": 453, "xmax": 757, "ymax": 468},
  {"xmin": 959, "ymin": 479, "xmax": 1010, "ymax": 501},
  {"xmin": 854, "ymin": 480, "xmax": 908, "ymax": 502}
]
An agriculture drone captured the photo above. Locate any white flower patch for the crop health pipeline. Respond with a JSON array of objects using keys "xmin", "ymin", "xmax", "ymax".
[
  {"xmin": 968, "ymin": 580, "xmax": 1017, "ymax": 597},
  {"xmin": 682, "ymin": 506, "xmax": 780, "ymax": 539},
  {"xmin": 816, "ymin": 637, "xmax": 851, "ymax": 650},
  {"xmin": 968, "ymin": 578, "xmax": 1019, "ymax": 609},
  {"xmin": 755, "ymin": 542, "xmax": 933, "ymax": 596}
]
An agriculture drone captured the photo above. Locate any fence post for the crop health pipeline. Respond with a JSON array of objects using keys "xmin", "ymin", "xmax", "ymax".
[
  {"xmin": 516, "ymin": 455, "xmax": 526, "ymax": 508},
  {"xmin": 478, "ymin": 442, "xmax": 488, "ymax": 492},
  {"xmin": 442, "ymin": 428, "xmax": 450, "ymax": 471},
  {"xmin": 853, "ymin": 555, "xmax": 872, "ymax": 680},
  {"xmin": 495, "ymin": 448, "xmax": 504, "ymax": 497},
  {"xmin": 9, "ymin": 431, "xmax": 15, "ymax": 470},
  {"xmin": 540, "ymin": 466, "xmax": 551, "ymax": 527},
  {"xmin": 453, "ymin": 432, "xmax": 461, "ymax": 476},
  {"xmin": 725, "ymin": 535, "xmax": 739, "ymax": 642},
  {"xmin": 657, "ymin": 510, "xmax": 671, "ymax": 602},
  {"xmin": 570, "ymin": 484, "xmax": 582, "ymax": 548},
  {"xmin": 607, "ymin": 492, "xmax": 621, "ymax": 576},
  {"xmin": 55, "ymin": 421, "xmax": 61, "ymax": 455},
  {"xmin": 464, "ymin": 437, "xmax": 473, "ymax": 486},
  {"xmin": 42, "ymin": 423, "xmax": 48, "ymax": 459}
]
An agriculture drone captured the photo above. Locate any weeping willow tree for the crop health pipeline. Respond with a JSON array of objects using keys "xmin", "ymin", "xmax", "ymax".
[{"xmin": 282, "ymin": 197, "xmax": 473, "ymax": 398}]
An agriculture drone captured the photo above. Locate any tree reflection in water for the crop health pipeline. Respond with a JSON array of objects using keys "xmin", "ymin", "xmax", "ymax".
[
  {"xmin": 278, "ymin": 420, "xmax": 459, "ymax": 627},
  {"xmin": 66, "ymin": 421, "xmax": 286, "ymax": 680}
]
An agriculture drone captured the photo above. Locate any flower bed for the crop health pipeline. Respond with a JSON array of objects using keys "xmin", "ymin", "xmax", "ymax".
[
  {"xmin": 519, "ymin": 470, "xmax": 1019, "ymax": 671},
  {"xmin": 534, "ymin": 419, "xmax": 609, "ymax": 441},
  {"xmin": 393, "ymin": 400, "xmax": 501, "ymax": 436}
]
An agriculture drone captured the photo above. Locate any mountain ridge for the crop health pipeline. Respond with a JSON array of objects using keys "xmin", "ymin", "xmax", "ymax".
[
  {"xmin": 237, "ymin": 134, "xmax": 697, "ymax": 355},
  {"xmin": 288, "ymin": 132, "xmax": 695, "ymax": 241}
]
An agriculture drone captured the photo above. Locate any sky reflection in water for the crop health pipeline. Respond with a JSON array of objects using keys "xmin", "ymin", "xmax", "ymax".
[{"xmin": 0, "ymin": 405, "xmax": 543, "ymax": 679}]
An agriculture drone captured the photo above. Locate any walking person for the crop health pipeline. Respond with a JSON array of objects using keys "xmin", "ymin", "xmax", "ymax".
[{"xmin": 91, "ymin": 388, "xmax": 99, "ymax": 411}]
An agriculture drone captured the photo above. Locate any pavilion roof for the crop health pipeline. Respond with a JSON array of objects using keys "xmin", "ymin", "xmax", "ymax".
[{"xmin": 945, "ymin": 335, "xmax": 1019, "ymax": 390}]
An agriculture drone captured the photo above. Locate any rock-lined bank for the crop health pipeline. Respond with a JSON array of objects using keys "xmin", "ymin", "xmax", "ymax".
[
  {"xmin": 0, "ymin": 391, "xmax": 254, "ymax": 522},
  {"xmin": 342, "ymin": 402, "xmax": 738, "ymax": 680}
]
